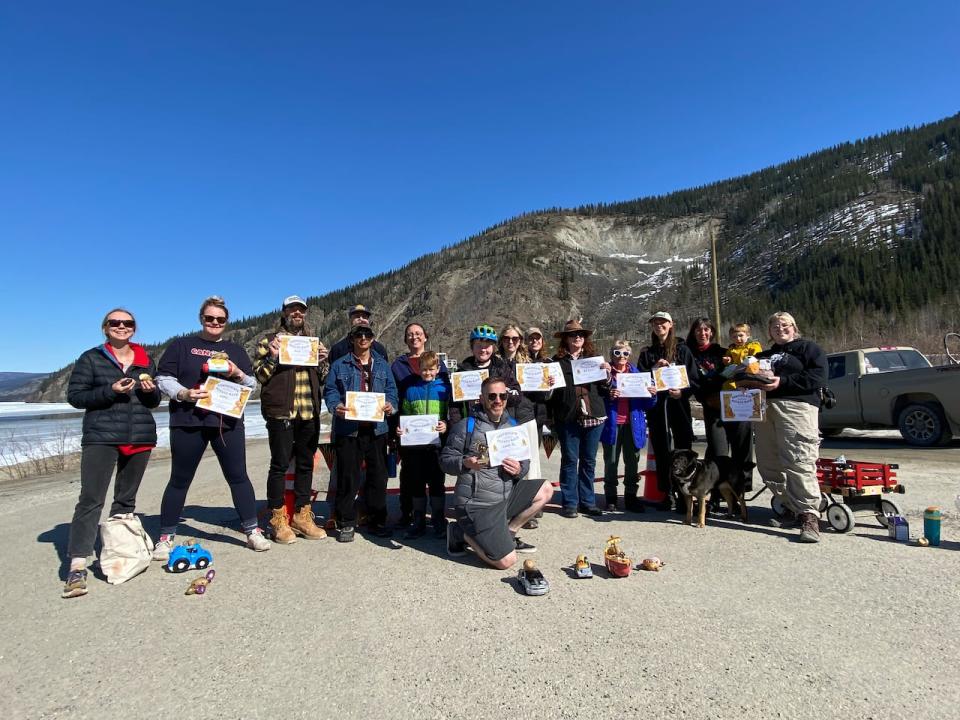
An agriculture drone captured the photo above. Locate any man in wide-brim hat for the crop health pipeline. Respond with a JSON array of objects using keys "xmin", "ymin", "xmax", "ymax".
[{"xmin": 553, "ymin": 319, "xmax": 594, "ymax": 339}]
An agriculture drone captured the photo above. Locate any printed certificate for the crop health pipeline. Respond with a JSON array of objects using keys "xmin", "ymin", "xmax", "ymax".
[
  {"xmin": 278, "ymin": 335, "xmax": 321, "ymax": 366},
  {"xmin": 451, "ymin": 369, "xmax": 489, "ymax": 402},
  {"xmin": 571, "ymin": 356, "xmax": 607, "ymax": 385},
  {"xmin": 616, "ymin": 372, "xmax": 655, "ymax": 398},
  {"xmin": 485, "ymin": 423, "xmax": 533, "ymax": 467},
  {"xmin": 344, "ymin": 391, "xmax": 385, "ymax": 422},
  {"xmin": 653, "ymin": 365, "xmax": 690, "ymax": 391},
  {"xmin": 721, "ymin": 389, "xmax": 764, "ymax": 422},
  {"xmin": 399, "ymin": 414, "xmax": 441, "ymax": 447},
  {"xmin": 196, "ymin": 377, "xmax": 253, "ymax": 419},
  {"xmin": 515, "ymin": 362, "xmax": 566, "ymax": 391}
]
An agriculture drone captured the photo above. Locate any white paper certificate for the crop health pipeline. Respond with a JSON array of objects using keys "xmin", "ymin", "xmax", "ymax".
[
  {"xmin": 399, "ymin": 414, "xmax": 440, "ymax": 446},
  {"xmin": 515, "ymin": 362, "xmax": 566, "ymax": 391},
  {"xmin": 653, "ymin": 365, "xmax": 690, "ymax": 391},
  {"xmin": 571, "ymin": 356, "xmax": 607, "ymax": 385},
  {"xmin": 451, "ymin": 370, "xmax": 489, "ymax": 402},
  {"xmin": 720, "ymin": 389, "xmax": 764, "ymax": 422},
  {"xmin": 196, "ymin": 377, "xmax": 253, "ymax": 419},
  {"xmin": 616, "ymin": 372, "xmax": 654, "ymax": 398},
  {"xmin": 278, "ymin": 336, "xmax": 321, "ymax": 366},
  {"xmin": 344, "ymin": 391, "xmax": 385, "ymax": 422},
  {"xmin": 485, "ymin": 423, "xmax": 533, "ymax": 467}
]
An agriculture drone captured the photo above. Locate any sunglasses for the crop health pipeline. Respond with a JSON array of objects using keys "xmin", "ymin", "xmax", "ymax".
[
  {"xmin": 485, "ymin": 392, "xmax": 508, "ymax": 401},
  {"xmin": 107, "ymin": 319, "xmax": 136, "ymax": 329},
  {"xmin": 353, "ymin": 331, "xmax": 374, "ymax": 339},
  {"xmin": 612, "ymin": 350, "xmax": 630, "ymax": 358},
  {"xmin": 568, "ymin": 332, "xmax": 587, "ymax": 338},
  {"xmin": 202, "ymin": 315, "xmax": 227, "ymax": 325},
  {"xmin": 526, "ymin": 335, "xmax": 542, "ymax": 341},
  {"xmin": 502, "ymin": 336, "xmax": 521, "ymax": 343}
]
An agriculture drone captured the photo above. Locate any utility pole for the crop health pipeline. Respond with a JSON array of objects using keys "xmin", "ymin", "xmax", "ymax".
[{"xmin": 710, "ymin": 222, "xmax": 722, "ymax": 332}]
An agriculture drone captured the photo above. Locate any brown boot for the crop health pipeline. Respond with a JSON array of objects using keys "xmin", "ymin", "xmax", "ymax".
[
  {"xmin": 291, "ymin": 505, "xmax": 327, "ymax": 539},
  {"xmin": 269, "ymin": 507, "xmax": 298, "ymax": 545}
]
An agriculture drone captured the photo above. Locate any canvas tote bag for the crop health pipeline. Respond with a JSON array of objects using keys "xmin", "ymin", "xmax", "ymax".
[{"xmin": 99, "ymin": 513, "xmax": 153, "ymax": 585}]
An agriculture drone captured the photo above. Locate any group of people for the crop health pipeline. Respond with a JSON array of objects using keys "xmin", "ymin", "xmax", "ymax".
[{"xmin": 60, "ymin": 296, "xmax": 827, "ymax": 598}]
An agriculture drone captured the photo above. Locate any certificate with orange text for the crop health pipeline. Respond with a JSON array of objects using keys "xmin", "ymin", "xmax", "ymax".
[
  {"xmin": 196, "ymin": 377, "xmax": 253, "ymax": 419},
  {"xmin": 451, "ymin": 370, "xmax": 489, "ymax": 402},
  {"xmin": 720, "ymin": 389, "xmax": 764, "ymax": 422},
  {"xmin": 344, "ymin": 391, "xmax": 385, "ymax": 422},
  {"xmin": 278, "ymin": 336, "xmax": 321, "ymax": 366},
  {"xmin": 653, "ymin": 365, "xmax": 690, "ymax": 391},
  {"xmin": 515, "ymin": 363, "xmax": 565, "ymax": 392}
]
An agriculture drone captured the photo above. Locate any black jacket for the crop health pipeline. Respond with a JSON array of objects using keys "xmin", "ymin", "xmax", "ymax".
[
  {"xmin": 67, "ymin": 345, "xmax": 161, "ymax": 446},
  {"xmin": 448, "ymin": 354, "xmax": 529, "ymax": 425},
  {"xmin": 548, "ymin": 354, "xmax": 609, "ymax": 424},
  {"xmin": 635, "ymin": 339, "xmax": 700, "ymax": 398},
  {"xmin": 757, "ymin": 338, "xmax": 827, "ymax": 407},
  {"xmin": 689, "ymin": 342, "xmax": 727, "ymax": 408}
]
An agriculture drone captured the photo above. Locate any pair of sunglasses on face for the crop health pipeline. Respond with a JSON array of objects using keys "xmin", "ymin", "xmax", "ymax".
[
  {"xmin": 612, "ymin": 349, "xmax": 630, "ymax": 358},
  {"xmin": 202, "ymin": 315, "xmax": 227, "ymax": 326},
  {"xmin": 107, "ymin": 320, "xmax": 136, "ymax": 329},
  {"xmin": 485, "ymin": 392, "xmax": 508, "ymax": 401}
]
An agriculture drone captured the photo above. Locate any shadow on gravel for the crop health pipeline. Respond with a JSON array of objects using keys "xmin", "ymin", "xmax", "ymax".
[
  {"xmin": 499, "ymin": 576, "xmax": 526, "ymax": 595},
  {"xmin": 37, "ymin": 523, "xmax": 70, "ymax": 578},
  {"xmin": 140, "ymin": 505, "xmax": 249, "ymax": 548},
  {"xmin": 853, "ymin": 532, "xmax": 960, "ymax": 551}
]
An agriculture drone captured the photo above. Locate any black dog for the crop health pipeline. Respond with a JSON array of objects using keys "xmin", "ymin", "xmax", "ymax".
[{"xmin": 669, "ymin": 450, "xmax": 747, "ymax": 527}]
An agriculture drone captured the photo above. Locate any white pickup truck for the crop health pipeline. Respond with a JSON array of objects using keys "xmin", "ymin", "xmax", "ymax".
[{"xmin": 819, "ymin": 346, "xmax": 960, "ymax": 446}]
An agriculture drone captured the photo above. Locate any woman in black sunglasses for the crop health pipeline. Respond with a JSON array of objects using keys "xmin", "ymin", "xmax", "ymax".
[
  {"xmin": 62, "ymin": 308, "xmax": 161, "ymax": 598},
  {"xmin": 153, "ymin": 296, "xmax": 268, "ymax": 557}
]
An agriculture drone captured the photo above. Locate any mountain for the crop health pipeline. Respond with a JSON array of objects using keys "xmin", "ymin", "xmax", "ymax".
[
  {"xmin": 31, "ymin": 113, "xmax": 960, "ymax": 402},
  {"xmin": 0, "ymin": 372, "xmax": 51, "ymax": 401}
]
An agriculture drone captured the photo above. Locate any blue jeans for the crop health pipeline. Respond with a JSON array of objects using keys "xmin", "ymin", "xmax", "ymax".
[{"xmin": 555, "ymin": 421, "xmax": 603, "ymax": 509}]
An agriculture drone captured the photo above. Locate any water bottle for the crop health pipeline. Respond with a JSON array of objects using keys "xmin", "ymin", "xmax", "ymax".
[{"xmin": 923, "ymin": 506, "xmax": 942, "ymax": 547}]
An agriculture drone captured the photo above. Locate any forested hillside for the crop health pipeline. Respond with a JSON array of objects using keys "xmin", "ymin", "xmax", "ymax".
[{"xmin": 33, "ymin": 113, "xmax": 960, "ymax": 401}]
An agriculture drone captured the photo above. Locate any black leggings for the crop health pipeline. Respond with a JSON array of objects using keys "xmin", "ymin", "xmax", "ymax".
[{"xmin": 159, "ymin": 426, "xmax": 258, "ymax": 536}]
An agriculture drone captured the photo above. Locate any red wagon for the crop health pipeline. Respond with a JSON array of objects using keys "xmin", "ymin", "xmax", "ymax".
[{"xmin": 770, "ymin": 457, "xmax": 905, "ymax": 533}]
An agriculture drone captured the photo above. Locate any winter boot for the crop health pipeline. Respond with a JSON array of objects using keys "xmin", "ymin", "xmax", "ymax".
[
  {"xmin": 430, "ymin": 495, "xmax": 448, "ymax": 538},
  {"xmin": 291, "ymin": 504, "xmax": 327, "ymax": 539},
  {"xmin": 269, "ymin": 507, "xmax": 298, "ymax": 544}
]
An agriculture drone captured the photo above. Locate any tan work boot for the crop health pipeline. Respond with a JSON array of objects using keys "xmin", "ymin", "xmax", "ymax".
[
  {"xmin": 269, "ymin": 507, "xmax": 298, "ymax": 544},
  {"xmin": 291, "ymin": 505, "xmax": 327, "ymax": 539}
]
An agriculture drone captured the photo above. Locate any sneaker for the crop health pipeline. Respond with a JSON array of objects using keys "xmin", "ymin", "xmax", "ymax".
[
  {"xmin": 579, "ymin": 505, "xmax": 604, "ymax": 517},
  {"xmin": 770, "ymin": 509, "xmax": 799, "ymax": 529},
  {"xmin": 606, "ymin": 503, "xmax": 618, "ymax": 512},
  {"xmin": 61, "ymin": 569, "xmax": 88, "ymax": 599},
  {"xmin": 446, "ymin": 522, "xmax": 467, "ymax": 557},
  {"xmin": 337, "ymin": 526, "xmax": 356, "ymax": 543},
  {"xmin": 367, "ymin": 524, "xmax": 393, "ymax": 538},
  {"xmin": 246, "ymin": 528, "xmax": 272, "ymax": 552},
  {"xmin": 152, "ymin": 535, "xmax": 175, "ymax": 562},
  {"xmin": 560, "ymin": 506, "xmax": 579, "ymax": 519},
  {"xmin": 798, "ymin": 513, "xmax": 822, "ymax": 543},
  {"xmin": 514, "ymin": 536, "xmax": 537, "ymax": 554}
]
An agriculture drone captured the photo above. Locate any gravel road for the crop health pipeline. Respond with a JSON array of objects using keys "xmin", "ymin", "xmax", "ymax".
[{"xmin": 2, "ymin": 433, "xmax": 958, "ymax": 719}]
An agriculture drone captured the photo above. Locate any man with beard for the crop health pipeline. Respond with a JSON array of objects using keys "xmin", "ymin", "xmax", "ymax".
[
  {"xmin": 253, "ymin": 295, "xmax": 329, "ymax": 543},
  {"xmin": 327, "ymin": 304, "xmax": 389, "ymax": 364}
]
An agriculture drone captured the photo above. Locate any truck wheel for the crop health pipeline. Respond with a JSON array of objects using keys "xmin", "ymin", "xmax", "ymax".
[
  {"xmin": 898, "ymin": 403, "xmax": 950, "ymax": 447},
  {"xmin": 876, "ymin": 498, "xmax": 903, "ymax": 527},
  {"xmin": 826, "ymin": 503, "xmax": 856, "ymax": 533}
]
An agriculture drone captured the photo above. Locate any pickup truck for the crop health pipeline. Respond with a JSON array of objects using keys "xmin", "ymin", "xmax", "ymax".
[{"xmin": 819, "ymin": 346, "xmax": 960, "ymax": 446}]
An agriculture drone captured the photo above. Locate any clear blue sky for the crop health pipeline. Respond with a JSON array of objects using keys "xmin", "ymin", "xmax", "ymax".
[{"xmin": 1, "ymin": 1, "xmax": 958, "ymax": 373}]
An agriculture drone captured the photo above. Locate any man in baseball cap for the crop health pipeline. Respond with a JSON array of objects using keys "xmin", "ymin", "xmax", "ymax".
[{"xmin": 327, "ymin": 304, "xmax": 389, "ymax": 364}]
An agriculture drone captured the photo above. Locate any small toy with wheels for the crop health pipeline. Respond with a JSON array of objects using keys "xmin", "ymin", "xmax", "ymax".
[
  {"xmin": 769, "ymin": 457, "xmax": 904, "ymax": 534},
  {"xmin": 573, "ymin": 554, "xmax": 593, "ymax": 579},
  {"xmin": 186, "ymin": 569, "xmax": 216, "ymax": 595},
  {"xmin": 166, "ymin": 540, "xmax": 214, "ymax": 573}
]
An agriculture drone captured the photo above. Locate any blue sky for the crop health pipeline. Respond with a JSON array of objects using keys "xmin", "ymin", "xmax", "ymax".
[{"xmin": 1, "ymin": 1, "xmax": 958, "ymax": 373}]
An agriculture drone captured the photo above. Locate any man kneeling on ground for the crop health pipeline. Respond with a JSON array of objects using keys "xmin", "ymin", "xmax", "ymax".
[{"xmin": 440, "ymin": 377, "xmax": 553, "ymax": 569}]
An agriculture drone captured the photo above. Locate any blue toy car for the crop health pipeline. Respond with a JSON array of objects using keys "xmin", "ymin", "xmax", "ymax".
[{"xmin": 166, "ymin": 541, "xmax": 213, "ymax": 573}]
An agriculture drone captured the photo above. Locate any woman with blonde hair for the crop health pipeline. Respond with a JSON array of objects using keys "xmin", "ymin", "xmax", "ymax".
[
  {"xmin": 601, "ymin": 340, "xmax": 657, "ymax": 512},
  {"xmin": 61, "ymin": 308, "xmax": 161, "ymax": 598},
  {"xmin": 498, "ymin": 324, "xmax": 530, "ymax": 365},
  {"xmin": 738, "ymin": 312, "xmax": 827, "ymax": 543},
  {"xmin": 153, "ymin": 296, "xmax": 269, "ymax": 557}
]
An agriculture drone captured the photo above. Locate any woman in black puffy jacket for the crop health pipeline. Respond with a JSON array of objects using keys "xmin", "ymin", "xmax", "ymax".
[{"xmin": 62, "ymin": 308, "xmax": 160, "ymax": 599}]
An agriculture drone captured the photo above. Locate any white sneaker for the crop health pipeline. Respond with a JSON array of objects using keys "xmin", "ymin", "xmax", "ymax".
[
  {"xmin": 246, "ymin": 528, "xmax": 271, "ymax": 552},
  {"xmin": 152, "ymin": 536, "xmax": 175, "ymax": 562}
]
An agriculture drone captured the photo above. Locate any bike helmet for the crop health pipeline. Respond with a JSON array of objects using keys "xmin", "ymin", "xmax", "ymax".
[{"xmin": 469, "ymin": 324, "xmax": 498, "ymax": 342}]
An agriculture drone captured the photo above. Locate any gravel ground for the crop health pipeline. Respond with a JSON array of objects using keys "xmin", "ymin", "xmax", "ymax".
[{"xmin": 1, "ymin": 434, "xmax": 958, "ymax": 720}]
